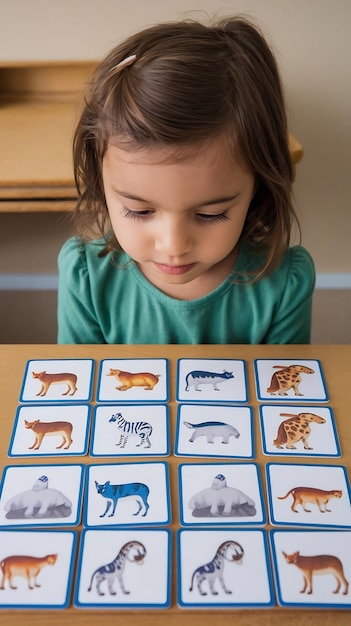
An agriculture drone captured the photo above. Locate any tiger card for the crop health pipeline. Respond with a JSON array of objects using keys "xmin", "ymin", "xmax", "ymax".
[
  {"xmin": 254, "ymin": 359, "xmax": 328, "ymax": 402},
  {"xmin": 96, "ymin": 359, "xmax": 169, "ymax": 403},
  {"xmin": 19, "ymin": 359, "xmax": 95, "ymax": 403}
]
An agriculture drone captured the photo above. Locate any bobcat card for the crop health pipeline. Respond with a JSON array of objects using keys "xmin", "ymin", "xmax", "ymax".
[
  {"xmin": 254, "ymin": 359, "xmax": 328, "ymax": 402},
  {"xmin": 176, "ymin": 358, "xmax": 248, "ymax": 404},
  {"xmin": 259, "ymin": 405, "xmax": 341, "ymax": 458},
  {"xmin": 177, "ymin": 529, "xmax": 274, "ymax": 608},
  {"xmin": 0, "ymin": 529, "xmax": 77, "ymax": 609},
  {"xmin": 74, "ymin": 528, "xmax": 171, "ymax": 608},
  {"xmin": 266, "ymin": 463, "xmax": 351, "ymax": 529},
  {"xmin": 175, "ymin": 404, "xmax": 254, "ymax": 459},
  {"xmin": 270, "ymin": 529, "xmax": 351, "ymax": 608},
  {"xmin": 19, "ymin": 359, "xmax": 94, "ymax": 403},
  {"xmin": 84, "ymin": 462, "xmax": 171, "ymax": 528},
  {"xmin": 178, "ymin": 462, "xmax": 266, "ymax": 526},
  {"xmin": 0, "ymin": 464, "xmax": 84, "ymax": 528},
  {"xmin": 90, "ymin": 404, "xmax": 170, "ymax": 457},
  {"xmin": 96, "ymin": 359, "xmax": 169, "ymax": 403},
  {"xmin": 9, "ymin": 404, "xmax": 91, "ymax": 457}
]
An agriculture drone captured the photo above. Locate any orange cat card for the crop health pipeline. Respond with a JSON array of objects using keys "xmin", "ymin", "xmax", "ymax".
[
  {"xmin": 96, "ymin": 359, "xmax": 169, "ymax": 403},
  {"xmin": 254, "ymin": 359, "xmax": 328, "ymax": 402},
  {"xmin": 20, "ymin": 359, "xmax": 95, "ymax": 403}
]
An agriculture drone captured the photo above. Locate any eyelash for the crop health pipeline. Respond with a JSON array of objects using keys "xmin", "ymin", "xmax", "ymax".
[{"xmin": 122, "ymin": 207, "xmax": 230, "ymax": 224}]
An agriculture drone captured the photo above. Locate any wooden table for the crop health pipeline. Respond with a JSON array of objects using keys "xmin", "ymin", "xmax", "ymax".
[{"xmin": 0, "ymin": 343, "xmax": 350, "ymax": 625}]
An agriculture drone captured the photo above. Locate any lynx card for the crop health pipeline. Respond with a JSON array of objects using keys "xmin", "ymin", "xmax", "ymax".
[
  {"xmin": 178, "ymin": 463, "xmax": 266, "ymax": 526},
  {"xmin": 270, "ymin": 530, "xmax": 351, "ymax": 608},
  {"xmin": 74, "ymin": 528, "xmax": 171, "ymax": 608},
  {"xmin": 176, "ymin": 359, "xmax": 248, "ymax": 404},
  {"xmin": 177, "ymin": 529, "xmax": 274, "ymax": 608},
  {"xmin": 84, "ymin": 462, "xmax": 171, "ymax": 528},
  {"xmin": 254, "ymin": 359, "xmax": 328, "ymax": 402},
  {"xmin": 96, "ymin": 359, "xmax": 169, "ymax": 403},
  {"xmin": 259, "ymin": 405, "xmax": 341, "ymax": 458},
  {"xmin": 266, "ymin": 463, "xmax": 351, "ymax": 529},
  {"xmin": 19, "ymin": 359, "xmax": 94, "ymax": 403},
  {"xmin": 90, "ymin": 404, "xmax": 170, "ymax": 457},
  {"xmin": 0, "ymin": 464, "xmax": 84, "ymax": 528},
  {"xmin": 8, "ymin": 404, "xmax": 91, "ymax": 457},
  {"xmin": 175, "ymin": 404, "xmax": 254, "ymax": 459},
  {"xmin": 0, "ymin": 530, "xmax": 77, "ymax": 609}
]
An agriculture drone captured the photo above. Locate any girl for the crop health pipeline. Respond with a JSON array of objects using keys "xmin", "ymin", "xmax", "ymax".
[{"xmin": 57, "ymin": 16, "xmax": 315, "ymax": 344}]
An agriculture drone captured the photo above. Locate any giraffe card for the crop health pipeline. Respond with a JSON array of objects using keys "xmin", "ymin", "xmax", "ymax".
[
  {"xmin": 178, "ymin": 463, "xmax": 266, "ymax": 526},
  {"xmin": 177, "ymin": 529, "xmax": 274, "ymax": 608},
  {"xmin": 96, "ymin": 359, "xmax": 169, "ymax": 403},
  {"xmin": 266, "ymin": 463, "xmax": 351, "ymax": 528},
  {"xmin": 175, "ymin": 404, "xmax": 254, "ymax": 459},
  {"xmin": 176, "ymin": 358, "xmax": 248, "ymax": 404},
  {"xmin": 259, "ymin": 405, "xmax": 341, "ymax": 458},
  {"xmin": 74, "ymin": 529, "xmax": 171, "ymax": 608},
  {"xmin": 19, "ymin": 359, "xmax": 94, "ymax": 403},
  {"xmin": 254, "ymin": 359, "xmax": 328, "ymax": 402},
  {"xmin": 0, "ymin": 530, "xmax": 77, "ymax": 609},
  {"xmin": 90, "ymin": 404, "xmax": 170, "ymax": 457},
  {"xmin": 83, "ymin": 462, "xmax": 171, "ymax": 528},
  {"xmin": 8, "ymin": 404, "xmax": 91, "ymax": 458},
  {"xmin": 270, "ymin": 530, "xmax": 351, "ymax": 608}
]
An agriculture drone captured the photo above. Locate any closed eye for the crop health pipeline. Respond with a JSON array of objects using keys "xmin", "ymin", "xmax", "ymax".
[
  {"xmin": 122, "ymin": 206, "xmax": 154, "ymax": 220},
  {"xmin": 196, "ymin": 211, "xmax": 230, "ymax": 224}
]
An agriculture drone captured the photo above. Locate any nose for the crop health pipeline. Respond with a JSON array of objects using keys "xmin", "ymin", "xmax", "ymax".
[{"xmin": 154, "ymin": 217, "xmax": 192, "ymax": 258}]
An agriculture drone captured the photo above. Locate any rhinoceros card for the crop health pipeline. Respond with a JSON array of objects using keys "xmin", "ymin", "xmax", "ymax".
[{"xmin": 176, "ymin": 359, "xmax": 248, "ymax": 404}]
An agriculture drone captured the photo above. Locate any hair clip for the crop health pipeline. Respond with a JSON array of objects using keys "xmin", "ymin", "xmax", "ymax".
[{"xmin": 112, "ymin": 54, "xmax": 137, "ymax": 71}]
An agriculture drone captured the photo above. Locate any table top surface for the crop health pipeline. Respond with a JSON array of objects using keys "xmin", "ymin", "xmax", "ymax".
[{"xmin": 0, "ymin": 343, "xmax": 350, "ymax": 625}]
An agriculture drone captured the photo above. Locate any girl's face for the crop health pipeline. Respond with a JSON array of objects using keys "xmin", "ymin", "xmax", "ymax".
[{"xmin": 102, "ymin": 140, "xmax": 255, "ymax": 299}]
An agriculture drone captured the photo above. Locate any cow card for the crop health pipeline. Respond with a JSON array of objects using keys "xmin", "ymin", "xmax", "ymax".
[
  {"xmin": 254, "ymin": 359, "xmax": 328, "ymax": 402},
  {"xmin": 176, "ymin": 359, "xmax": 248, "ymax": 404},
  {"xmin": 175, "ymin": 404, "xmax": 254, "ymax": 459},
  {"xmin": 96, "ymin": 359, "xmax": 169, "ymax": 403},
  {"xmin": 74, "ymin": 529, "xmax": 171, "ymax": 608},
  {"xmin": 19, "ymin": 359, "xmax": 94, "ymax": 403}
]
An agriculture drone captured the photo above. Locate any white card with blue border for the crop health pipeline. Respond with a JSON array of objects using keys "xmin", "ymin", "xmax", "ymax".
[
  {"xmin": 177, "ymin": 529, "xmax": 274, "ymax": 608},
  {"xmin": 8, "ymin": 404, "xmax": 91, "ymax": 457},
  {"xmin": 74, "ymin": 528, "xmax": 171, "ymax": 608},
  {"xmin": 96, "ymin": 359, "xmax": 169, "ymax": 402},
  {"xmin": 179, "ymin": 463, "xmax": 266, "ymax": 526},
  {"xmin": 254, "ymin": 359, "xmax": 328, "ymax": 402},
  {"xmin": 259, "ymin": 405, "xmax": 341, "ymax": 458},
  {"xmin": 90, "ymin": 404, "xmax": 170, "ymax": 457},
  {"xmin": 84, "ymin": 462, "xmax": 171, "ymax": 528},
  {"xmin": 270, "ymin": 529, "xmax": 351, "ymax": 608},
  {"xmin": 0, "ymin": 464, "xmax": 84, "ymax": 528},
  {"xmin": 175, "ymin": 404, "xmax": 254, "ymax": 459},
  {"xmin": 176, "ymin": 359, "xmax": 248, "ymax": 403},
  {"xmin": 266, "ymin": 463, "xmax": 351, "ymax": 528},
  {"xmin": 19, "ymin": 359, "xmax": 94, "ymax": 403},
  {"xmin": 0, "ymin": 530, "xmax": 77, "ymax": 609}
]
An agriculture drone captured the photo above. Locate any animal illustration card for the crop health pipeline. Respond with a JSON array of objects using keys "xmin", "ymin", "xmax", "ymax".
[
  {"xmin": 96, "ymin": 359, "xmax": 169, "ymax": 403},
  {"xmin": 259, "ymin": 405, "xmax": 341, "ymax": 458},
  {"xmin": 176, "ymin": 358, "xmax": 248, "ymax": 404},
  {"xmin": 0, "ymin": 529, "xmax": 77, "ymax": 609},
  {"xmin": 8, "ymin": 404, "xmax": 91, "ymax": 458},
  {"xmin": 178, "ymin": 463, "xmax": 266, "ymax": 526},
  {"xmin": 177, "ymin": 529, "xmax": 274, "ymax": 608},
  {"xmin": 84, "ymin": 462, "xmax": 171, "ymax": 528},
  {"xmin": 175, "ymin": 404, "xmax": 254, "ymax": 459},
  {"xmin": 90, "ymin": 404, "xmax": 170, "ymax": 457},
  {"xmin": 74, "ymin": 528, "xmax": 171, "ymax": 608},
  {"xmin": 270, "ymin": 529, "xmax": 351, "ymax": 608},
  {"xmin": 19, "ymin": 359, "xmax": 94, "ymax": 403},
  {"xmin": 254, "ymin": 359, "xmax": 328, "ymax": 402},
  {"xmin": 0, "ymin": 464, "xmax": 84, "ymax": 528},
  {"xmin": 266, "ymin": 462, "xmax": 351, "ymax": 529}
]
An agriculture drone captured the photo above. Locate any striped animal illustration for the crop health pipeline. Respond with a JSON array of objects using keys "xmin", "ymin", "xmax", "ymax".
[
  {"xmin": 273, "ymin": 412, "xmax": 326, "ymax": 450},
  {"xmin": 94, "ymin": 480, "xmax": 150, "ymax": 517},
  {"xmin": 185, "ymin": 370, "xmax": 234, "ymax": 392},
  {"xmin": 109, "ymin": 412, "xmax": 153, "ymax": 449},
  {"xmin": 189, "ymin": 541, "xmax": 244, "ymax": 595},
  {"xmin": 87, "ymin": 541, "xmax": 146, "ymax": 596},
  {"xmin": 266, "ymin": 364, "xmax": 314, "ymax": 396}
]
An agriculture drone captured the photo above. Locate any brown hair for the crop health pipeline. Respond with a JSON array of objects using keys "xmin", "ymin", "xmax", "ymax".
[{"xmin": 72, "ymin": 16, "xmax": 299, "ymax": 279}]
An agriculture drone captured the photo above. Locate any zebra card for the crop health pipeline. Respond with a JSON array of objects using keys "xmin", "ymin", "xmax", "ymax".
[
  {"xmin": 96, "ymin": 358, "xmax": 169, "ymax": 403},
  {"xmin": 176, "ymin": 358, "xmax": 248, "ymax": 404},
  {"xmin": 254, "ymin": 359, "xmax": 328, "ymax": 402},
  {"xmin": 19, "ymin": 359, "xmax": 95, "ymax": 403}
]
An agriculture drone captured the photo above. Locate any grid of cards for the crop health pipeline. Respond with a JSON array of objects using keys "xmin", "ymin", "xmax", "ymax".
[{"xmin": 0, "ymin": 356, "xmax": 350, "ymax": 610}]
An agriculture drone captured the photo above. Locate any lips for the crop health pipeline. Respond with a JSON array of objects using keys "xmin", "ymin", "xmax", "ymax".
[{"xmin": 153, "ymin": 262, "xmax": 195, "ymax": 275}]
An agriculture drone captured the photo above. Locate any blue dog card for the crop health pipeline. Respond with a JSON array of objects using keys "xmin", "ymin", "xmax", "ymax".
[
  {"xmin": 176, "ymin": 359, "xmax": 248, "ymax": 403},
  {"xmin": 254, "ymin": 359, "xmax": 328, "ymax": 402},
  {"xmin": 19, "ymin": 359, "xmax": 94, "ymax": 403},
  {"xmin": 96, "ymin": 359, "xmax": 169, "ymax": 403}
]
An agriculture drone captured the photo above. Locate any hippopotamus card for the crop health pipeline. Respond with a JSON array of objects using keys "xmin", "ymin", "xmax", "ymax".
[
  {"xmin": 96, "ymin": 359, "xmax": 169, "ymax": 403},
  {"xmin": 175, "ymin": 404, "xmax": 254, "ymax": 459},
  {"xmin": 254, "ymin": 359, "xmax": 328, "ymax": 402},
  {"xmin": 0, "ymin": 464, "xmax": 84, "ymax": 528},
  {"xmin": 178, "ymin": 463, "xmax": 266, "ymax": 526},
  {"xmin": 176, "ymin": 359, "xmax": 248, "ymax": 404},
  {"xmin": 19, "ymin": 359, "xmax": 95, "ymax": 403}
]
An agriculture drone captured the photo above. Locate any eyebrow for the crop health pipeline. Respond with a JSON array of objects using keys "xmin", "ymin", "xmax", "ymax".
[{"xmin": 114, "ymin": 189, "xmax": 239, "ymax": 209}]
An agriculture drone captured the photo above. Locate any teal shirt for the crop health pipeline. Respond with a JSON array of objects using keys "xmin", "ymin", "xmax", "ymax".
[{"xmin": 57, "ymin": 238, "xmax": 315, "ymax": 344}]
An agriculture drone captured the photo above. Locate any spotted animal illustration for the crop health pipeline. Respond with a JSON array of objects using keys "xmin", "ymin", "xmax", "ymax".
[
  {"xmin": 107, "ymin": 369, "xmax": 160, "ymax": 391},
  {"xmin": 185, "ymin": 370, "xmax": 234, "ymax": 392},
  {"xmin": 273, "ymin": 412, "xmax": 326, "ymax": 450},
  {"xmin": 266, "ymin": 364, "xmax": 314, "ymax": 396},
  {"xmin": 184, "ymin": 420, "xmax": 240, "ymax": 443},
  {"xmin": 94, "ymin": 480, "xmax": 150, "ymax": 517},
  {"xmin": 4, "ymin": 475, "xmax": 72, "ymax": 519},
  {"xmin": 278, "ymin": 486, "xmax": 343, "ymax": 513},
  {"xmin": 32, "ymin": 371, "xmax": 77, "ymax": 397},
  {"xmin": 189, "ymin": 474, "xmax": 256, "ymax": 517},
  {"xmin": 109, "ymin": 412, "xmax": 153, "ymax": 448},
  {"xmin": 0, "ymin": 554, "xmax": 57, "ymax": 590},
  {"xmin": 87, "ymin": 541, "xmax": 146, "ymax": 596},
  {"xmin": 282, "ymin": 551, "xmax": 349, "ymax": 595},
  {"xmin": 189, "ymin": 541, "xmax": 244, "ymax": 595}
]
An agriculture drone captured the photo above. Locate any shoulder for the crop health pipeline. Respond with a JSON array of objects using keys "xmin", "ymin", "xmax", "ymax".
[
  {"xmin": 58, "ymin": 237, "xmax": 128, "ymax": 277},
  {"xmin": 58, "ymin": 237, "xmax": 106, "ymax": 268},
  {"xmin": 280, "ymin": 245, "xmax": 315, "ymax": 289}
]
